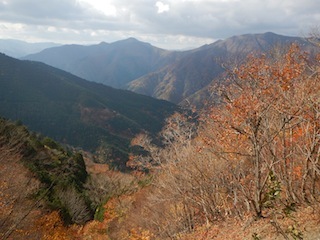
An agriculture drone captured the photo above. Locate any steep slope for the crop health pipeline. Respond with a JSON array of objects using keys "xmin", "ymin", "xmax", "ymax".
[
  {"xmin": 0, "ymin": 118, "xmax": 90, "ymax": 239},
  {"xmin": 0, "ymin": 53, "xmax": 178, "ymax": 169},
  {"xmin": 127, "ymin": 32, "xmax": 317, "ymax": 105},
  {"xmin": 23, "ymin": 38, "xmax": 182, "ymax": 88},
  {"xmin": 0, "ymin": 39, "xmax": 60, "ymax": 58},
  {"xmin": 127, "ymin": 48, "xmax": 224, "ymax": 104}
]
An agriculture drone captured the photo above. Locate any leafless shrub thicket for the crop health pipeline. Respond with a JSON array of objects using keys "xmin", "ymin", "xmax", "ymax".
[{"xmin": 131, "ymin": 43, "xmax": 320, "ymax": 239}]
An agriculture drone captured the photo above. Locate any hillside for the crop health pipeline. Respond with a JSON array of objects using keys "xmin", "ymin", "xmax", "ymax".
[
  {"xmin": 128, "ymin": 32, "xmax": 318, "ymax": 105},
  {"xmin": 0, "ymin": 118, "xmax": 90, "ymax": 239},
  {"xmin": 109, "ymin": 43, "xmax": 320, "ymax": 239},
  {"xmin": 23, "ymin": 38, "xmax": 183, "ymax": 88},
  {"xmin": 0, "ymin": 53, "xmax": 178, "ymax": 169}
]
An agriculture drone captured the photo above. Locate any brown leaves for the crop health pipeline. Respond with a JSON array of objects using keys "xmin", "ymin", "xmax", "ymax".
[
  {"xmin": 203, "ymin": 43, "xmax": 320, "ymax": 218},
  {"xmin": 112, "ymin": 42, "xmax": 320, "ymax": 239},
  {"xmin": 36, "ymin": 211, "xmax": 71, "ymax": 240}
]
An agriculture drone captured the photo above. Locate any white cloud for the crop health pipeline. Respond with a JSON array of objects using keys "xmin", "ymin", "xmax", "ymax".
[
  {"xmin": 0, "ymin": 0, "xmax": 318, "ymax": 49},
  {"xmin": 79, "ymin": 0, "xmax": 118, "ymax": 17},
  {"xmin": 156, "ymin": 1, "xmax": 170, "ymax": 14}
]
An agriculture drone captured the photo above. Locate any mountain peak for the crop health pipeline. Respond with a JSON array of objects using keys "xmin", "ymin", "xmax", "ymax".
[
  {"xmin": 98, "ymin": 41, "xmax": 109, "ymax": 46},
  {"xmin": 262, "ymin": 31, "xmax": 278, "ymax": 36},
  {"xmin": 113, "ymin": 37, "xmax": 148, "ymax": 46},
  {"xmin": 126, "ymin": 37, "xmax": 139, "ymax": 42}
]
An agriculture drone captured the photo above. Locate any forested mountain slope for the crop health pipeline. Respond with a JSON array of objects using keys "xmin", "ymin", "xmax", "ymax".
[
  {"xmin": 128, "ymin": 32, "xmax": 318, "ymax": 105},
  {"xmin": 0, "ymin": 53, "xmax": 178, "ymax": 169}
]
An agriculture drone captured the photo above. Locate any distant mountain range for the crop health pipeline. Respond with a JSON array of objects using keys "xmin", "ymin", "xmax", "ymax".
[
  {"xmin": 0, "ymin": 39, "xmax": 60, "ymax": 58},
  {"xmin": 23, "ymin": 38, "xmax": 183, "ymax": 88},
  {"xmin": 0, "ymin": 53, "xmax": 177, "ymax": 169},
  {"xmin": 21, "ymin": 32, "xmax": 319, "ymax": 106},
  {"xmin": 129, "ymin": 32, "xmax": 318, "ymax": 105}
]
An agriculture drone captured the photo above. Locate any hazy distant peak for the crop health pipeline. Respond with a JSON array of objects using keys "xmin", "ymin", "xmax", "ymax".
[
  {"xmin": 0, "ymin": 39, "xmax": 60, "ymax": 58},
  {"xmin": 114, "ymin": 37, "xmax": 140, "ymax": 43},
  {"xmin": 97, "ymin": 41, "xmax": 109, "ymax": 46},
  {"xmin": 126, "ymin": 37, "xmax": 139, "ymax": 41},
  {"xmin": 22, "ymin": 36, "xmax": 180, "ymax": 89},
  {"xmin": 262, "ymin": 31, "xmax": 279, "ymax": 37},
  {"xmin": 112, "ymin": 37, "xmax": 152, "ymax": 47}
]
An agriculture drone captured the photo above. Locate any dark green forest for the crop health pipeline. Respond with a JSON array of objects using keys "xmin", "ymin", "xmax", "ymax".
[{"xmin": 0, "ymin": 53, "xmax": 178, "ymax": 169}]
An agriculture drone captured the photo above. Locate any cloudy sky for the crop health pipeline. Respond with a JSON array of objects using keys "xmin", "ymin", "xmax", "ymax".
[{"xmin": 0, "ymin": 0, "xmax": 319, "ymax": 49}]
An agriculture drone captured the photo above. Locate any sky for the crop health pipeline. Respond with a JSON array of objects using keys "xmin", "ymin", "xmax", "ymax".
[{"xmin": 0, "ymin": 0, "xmax": 319, "ymax": 50}]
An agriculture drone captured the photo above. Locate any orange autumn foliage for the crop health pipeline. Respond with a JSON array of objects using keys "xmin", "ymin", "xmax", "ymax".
[
  {"xmin": 73, "ymin": 43, "xmax": 320, "ymax": 240},
  {"xmin": 202, "ymin": 44, "xmax": 320, "ymax": 217},
  {"xmin": 36, "ymin": 211, "xmax": 73, "ymax": 240}
]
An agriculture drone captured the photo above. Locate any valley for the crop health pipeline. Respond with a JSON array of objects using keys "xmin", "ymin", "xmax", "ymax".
[{"xmin": 22, "ymin": 32, "xmax": 318, "ymax": 105}]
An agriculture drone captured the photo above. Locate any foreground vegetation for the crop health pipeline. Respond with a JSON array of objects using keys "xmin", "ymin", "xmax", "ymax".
[
  {"xmin": 126, "ymin": 43, "xmax": 320, "ymax": 239},
  {"xmin": 0, "ymin": 117, "xmax": 150, "ymax": 239}
]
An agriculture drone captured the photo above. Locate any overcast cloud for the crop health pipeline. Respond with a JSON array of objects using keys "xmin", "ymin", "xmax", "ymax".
[{"xmin": 0, "ymin": 0, "xmax": 319, "ymax": 49}]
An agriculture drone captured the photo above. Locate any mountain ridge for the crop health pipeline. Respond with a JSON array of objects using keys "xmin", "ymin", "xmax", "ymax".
[
  {"xmin": 23, "ymin": 38, "xmax": 183, "ymax": 88},
  {"xmin": 21, "ymin": 32, "xmax": 319, "ymax": 106},
  {"xmin": 128, "ymin": 32, "xmax": 318, "ymax": 105}
]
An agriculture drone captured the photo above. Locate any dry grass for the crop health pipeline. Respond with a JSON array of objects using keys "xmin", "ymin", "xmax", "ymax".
[
  {"xmin": 180, "ymin": 205, "xmax": 320, "ymax": 240},
  {"xmin": 0, "ymin": 146, "xmax": 43, "ymax": 239}
]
